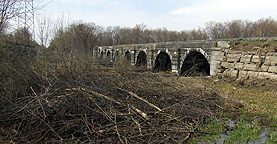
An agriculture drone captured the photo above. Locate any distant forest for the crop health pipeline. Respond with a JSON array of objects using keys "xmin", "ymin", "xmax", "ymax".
[{"xmin": 48, "ymin": 17, "xmax": 277, "ymax": 53}]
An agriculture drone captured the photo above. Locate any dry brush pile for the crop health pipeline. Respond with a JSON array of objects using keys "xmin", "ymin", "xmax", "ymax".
[{"xmin": 0, "ymin": 50, "xmax": 240, "ymax": 143}]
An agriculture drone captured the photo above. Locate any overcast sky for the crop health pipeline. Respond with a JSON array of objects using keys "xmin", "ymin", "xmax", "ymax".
[{"xmin": 44, "ymin": 0, "xmax": 277, "ymax": 31}]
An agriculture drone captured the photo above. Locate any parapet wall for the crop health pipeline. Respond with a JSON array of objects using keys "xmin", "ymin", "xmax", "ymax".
[{"xmin": 214, "ymin": 48, "xmax": 277, "ymax": 80}]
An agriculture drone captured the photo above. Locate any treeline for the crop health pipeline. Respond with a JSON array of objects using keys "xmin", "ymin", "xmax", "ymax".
[
  {"xmin": 49, "ymin": 22, "xmax": 208, "ymax": 53},
  {"xmin": 206, "ymin": 18, "xmax": 277, "ymax": 39},
  {"xmin": 48, "ymin": 17, "xmax": 277, "ymax": 53}
]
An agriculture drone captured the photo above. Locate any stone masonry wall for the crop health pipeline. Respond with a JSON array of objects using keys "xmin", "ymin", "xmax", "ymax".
[{"xmin": 215, "ymin": 48, "xmax": 277, "ymax": 80}]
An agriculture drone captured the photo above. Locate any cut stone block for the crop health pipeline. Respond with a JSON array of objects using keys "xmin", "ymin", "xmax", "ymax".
[
  {"xmin": 251, "ymin": 56, "xmax": 259, "ymax": 63},
  {"xmin": 248, "ymin": 71, "xmax": 259, "ymax": 79},
  {"xmin": 258, "ymin": 72, "xmax": 271, "ymax": 79},
  {"xmin": 268, "ymin": 66, "xmax": 277, "ymax": 73},
  {"xmin": 240, "ymin": 55, "xmax": 252, "ymax": 64},
  {"xmin": 235, "ymin": 63, "xmax": 244, "ymax": 70},
  {"xmin": 243, "ymin": 64, "xmax": 257, "ymax": 71},
  {"xmin": 238, "ymin": 70, "xmax": 248, "ymax": 78},
  {"xmin": 221, "ymin": 62, "xmax": 235, "ymax": 69},
  {"xmin": 270, "ymin": 74, "xmax": 277, "ymax": 80},
  {"xmin": 227, "ymin": 54, "xmax": 241, "ymax": 62},
  {"xmin": 261, "ymin": 65, "xmax": 269, "ymax": 72},
  {"xmin": 218, "ymin": 41, "xmax": 230, "ymax": 48},
  {"xmin": 230, "ymin": 70, "xmax": 238, "ymax": 78},
  {"xmin": 264, "ymin": 56, "xmax": 277, "ymax": 66}
]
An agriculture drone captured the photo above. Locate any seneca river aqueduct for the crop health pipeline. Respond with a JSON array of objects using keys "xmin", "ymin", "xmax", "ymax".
[{"xmin": 94, "ymin": 38, "xmax": 277, "ymax": 80}]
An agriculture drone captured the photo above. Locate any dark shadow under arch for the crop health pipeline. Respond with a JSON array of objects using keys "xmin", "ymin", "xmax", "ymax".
[
  {"xmin": 136, "ymin": 51, "xmax": 147, "ymax": 67},
  {"xmin": 180, "ymin": 51, "xmax": 210, "ymax": 77},
  {"xmin": 153, "ymin": 52, "xmax": 172, "ymax": 72},
  {"xmin": 100, "ymin": 51, "xmax": 104, "ymax": 59},
  {"xmin": 107, "ymin": 51, "xmax": 111, "ymax": 59},
  {"xmin": 124, "ymin": 51, "xmax": 131, "ymax": 63}
]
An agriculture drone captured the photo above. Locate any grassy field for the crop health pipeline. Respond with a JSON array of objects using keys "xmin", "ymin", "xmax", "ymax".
[{"xmin": 190, "ymin": 77, "xmax": 277, "ymax": 143}]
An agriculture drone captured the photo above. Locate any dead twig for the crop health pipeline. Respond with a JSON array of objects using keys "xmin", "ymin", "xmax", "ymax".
[
  {"xmin": 119, "ymin": 88, "xmax": 162, "ymax": 112},
  {"xmin": 130, "ymin": 105, "xmax": 149, "ymax": 120}
]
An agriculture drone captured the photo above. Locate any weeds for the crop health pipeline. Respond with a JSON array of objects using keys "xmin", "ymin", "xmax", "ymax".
[
  {"xmin": 0, "ymin": 41, "xmax": 238, "ymax": 143},
  {"xmin": 190, "ymin": 77, "xmax": 277, "ymax": 143}
]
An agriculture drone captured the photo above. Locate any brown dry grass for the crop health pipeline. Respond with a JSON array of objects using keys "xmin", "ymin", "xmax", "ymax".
[
  {"xmin": 212, "ymin": 78, "xmax": 277, "ymax": 122},
  {"xmin": 0, "ymin": 63, "xmax": 239, "ymax": 143},
  {"xmin": 229, "ymin": 40, "xmax": 277, "ymax": 52},
  {"xmin": 0, "ymin": 40, "xmax": 242, "ymax": 143}
]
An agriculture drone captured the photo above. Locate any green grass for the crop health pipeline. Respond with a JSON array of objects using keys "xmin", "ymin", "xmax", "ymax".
[
  {"xmin": 226, "ymin": 118, "xmax": 262, "ymax": 143},
  {"xmin": 189, "ymin": 78, "xmax": 277, "ymax": 143}
]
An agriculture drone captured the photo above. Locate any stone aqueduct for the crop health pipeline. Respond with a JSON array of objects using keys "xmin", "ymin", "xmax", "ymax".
[
  {"xmin": 94, "ymin": 38, "xmax": 277, "ymax": 79},
  {"xmin": 94, "ymin": 40, "xmax": 222, "ymax": 76}
]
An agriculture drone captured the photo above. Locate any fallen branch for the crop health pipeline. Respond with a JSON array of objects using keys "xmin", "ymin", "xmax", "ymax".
[
  {"xmin": 119, "ymin": 88, "xmax": 162, "ymax": 112},
  {"xmin": 70, "ymin": 88, "xmax": 122, "ymax": 105},
  {"xmin": 130, "ymin": 105, "xmax": 149, "ymax": 120}
]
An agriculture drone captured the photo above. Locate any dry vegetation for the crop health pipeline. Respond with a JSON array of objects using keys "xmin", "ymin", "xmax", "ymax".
[
  {"xmin": 213, "ymin": 77, "xmax": 277, "ymax": 119},
  {"xmin": 0, "ymin": 46, "xmax": 242, "ymax": 143},
  {"xmin": 229, "ymin": 40, "xmax": 277, "ymax": 52}
]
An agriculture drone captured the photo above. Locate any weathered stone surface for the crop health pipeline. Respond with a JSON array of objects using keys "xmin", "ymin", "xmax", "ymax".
[
  {"xmin": 230, "ymin": 70, "xmax": 238, "ymax": 77},
  {"xmin": 211, "ymin": 51, "xmax": 225, "ymax": 61},
  {"xmin": 235, "ymin": 63, "xmax": 244, "ymax": 70},
  {"xmin": 268, "ymin": 66, "xmax": 277, "ymax": 73},
  {"xmin": 270, "ymin": 74, "xmax": 277, "ymax": 80},
  {"xmin": 261, "ymin": 65, "xmax": 269, "ymax": 72},
  {"xmin": 216, "ymin": 56, "xmax": 226, "ymax": 61},
  {"xmin": 222, "ymin": 70, "xmax": 230, "ymax": 76},
  {"xmin": 267, "ymin": 52, "xmax": 276, "ymax": 56},
  {"xmin": 210, "ymin": 60, "xmax": 220, "ymax": 75},
  {"xmin": 238, "ymin": 70, "xmax": 248, "ymax": 78},
  {"xmin": 243, "ymin": 64, "xmax": 257, "ymax": 71},
  {"xmin": 217, "ymin": 69, "xmax": 224, "ymax": 73},
  {"xmin": 248, "ymin": 71, "xmax": 259, "ymax": 79},
  {"xmin": 227, "ymin": 54, "xmax": 241, "ymax": 62},
  {"xmin": 211, "ymin": 51, "xmax": 223, "ymax": 60},
  {"xmin": 221, "ymin": 62, "xmax": 235, "ymax": 69},
  {"xmin": 218, "ymin": 41, "xmax": 230, "ymax": 48},
  {"xmin": 264, "ymin": 56, "xmax": 277, "ymax": 66},
  {"xmin": 258, "ymin": 72, "xmax": 271, "ymax": 79},
  {"xmin": 240, "ymin": 55, "xmax": 252, "ymax": 64},
  {"xmin": 251, "ymin": 56, "xmax": 258, "ymax": 63},
  {"xmin": 251, "ymin": 55, "xmax": 265, "ymax": 63}
]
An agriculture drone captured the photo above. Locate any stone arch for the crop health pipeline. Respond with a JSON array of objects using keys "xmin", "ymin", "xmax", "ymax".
[
  {"xmin": 136, "ymin": 51, "xmax": 147, "ymax": 67},
  {"xmin": 100, "ymin": 50, "xmax": 104, "ymax": 59},
  {"xmin": 124, "ymin": 51, "xmax": 131, "ymax": 63},
  {"xmin": 106, "ymin": 50, "xmax": 111, "ymax": 60},
  {"xmin": 153, "ymin": 52, "xmax": 172, "ymax": 72},
  {"xmin": 180, "ymin": 51, "xmax": 210, "ymax": 77}
]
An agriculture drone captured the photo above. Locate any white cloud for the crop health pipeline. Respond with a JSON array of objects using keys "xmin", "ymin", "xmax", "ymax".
[
  {"xmin": 46, "ymin": 0, "xmax": 277, "ymax": 31},
  {"xmin": 170, "ymin": 0, "xmax": 277, "ymax": 21}
]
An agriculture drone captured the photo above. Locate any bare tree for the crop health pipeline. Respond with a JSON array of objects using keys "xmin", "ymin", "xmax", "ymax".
[
  {"xmin": 36, "ymin": 13, "xmax": 53, "ymax": 48},
  {"xmin": 132, "ymin": 23, "xmax": 147, "ymax": 44},
  {"xmin": 206, "ymin": 21, "xmax": 227, "ymax": 39},
  {"xmin": 0, "ymin": 0, "xmax": 24, "ymax": 32}
]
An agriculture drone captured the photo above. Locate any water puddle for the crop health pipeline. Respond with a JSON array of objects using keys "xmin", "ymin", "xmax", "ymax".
[{"xmin": 198, "ymin": 119, "xmax": 275, "ymax": 144}]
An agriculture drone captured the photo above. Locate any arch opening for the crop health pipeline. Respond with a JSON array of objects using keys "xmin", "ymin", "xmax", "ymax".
[
  {"xmin": 180, "ymin": 51, "xmax": 210, "ymax": 77},
  {"xmin": 136, "ymin": 51, "xmax": 147, "ymax": 67},
  {"xmin": 100, "ymin": 51, "xmax": 104, "ymax": 59},
  {"xmin": 153, "ymin": 52, "xmax": 172, "ymax": 72},
  {"xmin": 107, "ymin": 51, "xmax": 111, "ymax": 59},
  {"xmin": 124, "ymin": 51, "xmax": 131, "ymax": 63}
]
